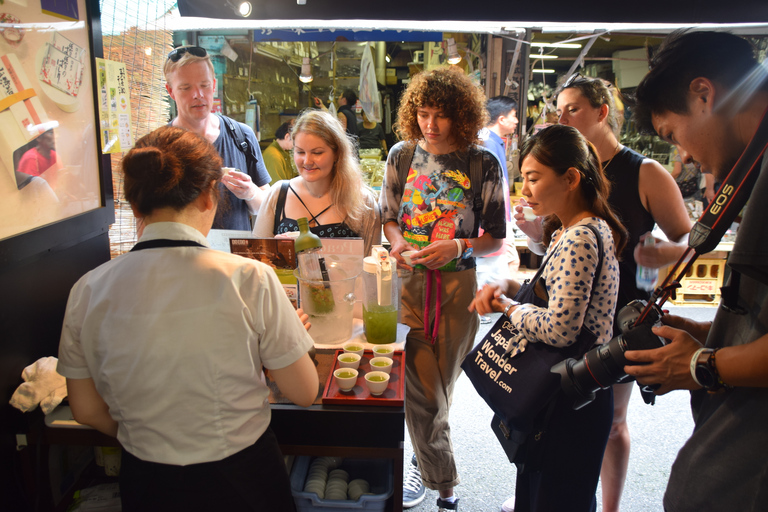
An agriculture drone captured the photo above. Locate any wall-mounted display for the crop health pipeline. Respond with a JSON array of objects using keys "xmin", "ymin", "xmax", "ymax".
[{"xmin": 0, "ymin": 0, "xmax": 104, "ymax": 240}]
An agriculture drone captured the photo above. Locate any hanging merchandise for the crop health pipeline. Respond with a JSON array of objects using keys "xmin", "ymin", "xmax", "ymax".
[{"xmin": 358, "ymin": 44, "xmax": 382, "ymax": 123}]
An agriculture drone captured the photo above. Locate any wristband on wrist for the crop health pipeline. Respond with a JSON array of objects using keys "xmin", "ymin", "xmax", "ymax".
[
  {"xmin": 502, "ymin": 301, "xmax": 518, "ymax": 318},
  {"xmin": 244, "ymin": 188, "xmax": 258, "ymax": 202},
  {"xmin": 690, "ymin": 347, "xmax": 708, "ymax": 387},
  {"xmin": 454, "ymin": 239, "xmax": 463, "ymax": 260}
]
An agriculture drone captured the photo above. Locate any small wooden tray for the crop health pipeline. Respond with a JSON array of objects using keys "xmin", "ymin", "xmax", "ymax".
[{"xmin": 321, "ymin": 350, "xmax": 405, "ymax": 406}]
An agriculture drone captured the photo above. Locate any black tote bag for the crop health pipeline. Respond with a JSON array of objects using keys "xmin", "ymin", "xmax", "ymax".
[{"xmin": 461, "ymin": 224, "xmax": 604, "ymax": 461}]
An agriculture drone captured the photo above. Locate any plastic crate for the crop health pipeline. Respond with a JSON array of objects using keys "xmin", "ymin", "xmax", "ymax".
[
  {"xmin": 290, "ymin": 456, "xmax": 393, "ymax": 512},
  {"xmin": 668, "ymin": 258, "xmax": 725, "ymax": 306}
]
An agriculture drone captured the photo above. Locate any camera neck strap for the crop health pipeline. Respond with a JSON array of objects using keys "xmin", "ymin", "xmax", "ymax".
[{"xmin": 637, "ymin": 106, "xmax": 768, "ymax": 324}]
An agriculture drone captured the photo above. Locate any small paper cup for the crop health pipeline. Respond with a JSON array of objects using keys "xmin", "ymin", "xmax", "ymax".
[
  {"xmin": 522, "ymin": 206, "xmax": 537, "ymax": 222},
  {"xmin": 364, "ymin": 371, "xmax": 390, "ymax": 396},
  {"xmin": 369, "ymin": 356, "xmax": 393, "ymax": 374},
  {"xmin": 333, "ymin": 368, "xmax": 358, "ymax": 392},
  {"xmin": 337, "ymin": 352, "xmax": 361, "ymax": 370},
  {"xmin": 371, "ymin": 344, "xmax": 395, "ymax": 358},
  {"xmin": 342, "ymin": 342, "xmax": 365, "ymax": 357},
  {"xmin": 401, "ymin": 250, "xmax": 417, "ymax": 266}
]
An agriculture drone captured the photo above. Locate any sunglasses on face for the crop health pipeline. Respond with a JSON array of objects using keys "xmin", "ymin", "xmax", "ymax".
[{"xmin": 167, "ymin": 46, "xmax": 207, "ymax": 62}]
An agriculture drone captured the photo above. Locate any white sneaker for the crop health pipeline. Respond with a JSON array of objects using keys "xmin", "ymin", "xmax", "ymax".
[
  {"xmin": 500, "ymin": 495, "xmax": 515, "ymax": 512},
  {"xmin": 403, "ymin": 454, "xmax": 426, "ymax": 508}
]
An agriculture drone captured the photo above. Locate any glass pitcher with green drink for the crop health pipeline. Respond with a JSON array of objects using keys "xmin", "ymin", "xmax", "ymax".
[{"xmin": 362, "ymin": 246, "xmax": 399, "ymax": 344}]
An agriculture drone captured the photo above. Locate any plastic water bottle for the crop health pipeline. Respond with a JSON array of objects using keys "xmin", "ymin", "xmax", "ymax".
[{"xmin": 636, "ymin": 236, "xmax": 658, "ymax": 291}]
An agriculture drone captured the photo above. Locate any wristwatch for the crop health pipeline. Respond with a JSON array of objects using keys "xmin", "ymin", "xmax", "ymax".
[
  {"xmin": 694, "ymin": 348, "xmax": 726, "ymax": 391},
  {"xmin": 461, "ymin": 239, "xmax": 474, "ymax": 259}
]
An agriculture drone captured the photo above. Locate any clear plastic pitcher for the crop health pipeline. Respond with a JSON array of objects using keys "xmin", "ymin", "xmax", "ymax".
[
  {"xmin": 362, "ymin": 247, "xmax": 399, "ymax": 344},
  {"xmin": 295, "ymin": 261, "xmax": 358, "ymax": 345}
]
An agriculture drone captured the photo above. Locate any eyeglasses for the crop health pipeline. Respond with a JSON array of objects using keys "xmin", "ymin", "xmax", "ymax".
[{"xmin": 167, "ymin": 46, "xmax": 207, "ymax": 62}]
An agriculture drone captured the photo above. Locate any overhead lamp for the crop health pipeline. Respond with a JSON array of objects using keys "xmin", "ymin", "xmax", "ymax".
[
  {"xmin": 299, "ymin": 57, "xmax": 313, "ymax": 83},
  {"xmin": 532, "ymin": 69, "xmax": 556, "ymax": 73},
  {"xmin": 385, "ymin": 53, "xmax": 391, "ymax": 63},
  {"xmin": 531, "ymin": 42, "xmax": 582, "ymax": 49},
  {"xmin": 445, "ymin": 38, "xmax": 462, "ymax": 65},
  {"xmin": 236, "ymin": 1, "xmax": 252, "ymax": 16},
  {"xmin": 529, "ymin": 54, "xmax": 558, "ymax": 59}
]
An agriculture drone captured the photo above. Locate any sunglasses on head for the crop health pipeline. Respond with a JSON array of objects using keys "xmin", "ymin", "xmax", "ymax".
[
  {"xmin": 167, "ymin": 46, "xmax": 207, "ymax": 62},
  {"xmin": 562, "ymin": 72, "xmax": 584, "ymax": 89}
]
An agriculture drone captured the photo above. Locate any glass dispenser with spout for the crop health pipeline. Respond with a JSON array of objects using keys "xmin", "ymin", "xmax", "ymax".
[{"xmin": 362, "ymin": 246, "xmax": 399, "ymax": 344}]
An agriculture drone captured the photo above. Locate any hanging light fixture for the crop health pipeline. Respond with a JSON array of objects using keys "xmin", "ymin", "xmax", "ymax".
[
  {"xmin": 299, "ymin": 57, "xmax": 313, "ymax": 83},
  {"xmin": 446, "ymin": 38, "xmax": 462, "ymax": 65}
]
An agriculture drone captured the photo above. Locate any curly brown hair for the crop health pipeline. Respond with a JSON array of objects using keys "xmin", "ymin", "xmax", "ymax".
[{"xmin": 396, "ymin": 67, "xmax": 488, "ymax": 151}]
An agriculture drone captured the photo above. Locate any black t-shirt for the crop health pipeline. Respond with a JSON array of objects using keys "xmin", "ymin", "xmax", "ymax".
[{"xmin": 358, "ymin": 123, "xmax": 385, "ymax": 150}]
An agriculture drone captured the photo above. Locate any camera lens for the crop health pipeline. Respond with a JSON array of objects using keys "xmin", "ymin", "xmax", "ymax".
[{"xmin": 552, "ymin": 302, "xmax": 665, "ymax": 410}]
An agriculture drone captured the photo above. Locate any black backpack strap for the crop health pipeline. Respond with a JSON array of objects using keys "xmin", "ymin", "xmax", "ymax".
[
  {"xmin": 218, "ymin": 114, "xmax": 258, "ymax": 169},
  {"xmin": 396, "ymin": 141, "xmax": 417, "ymax": 194},
  {"xmin": 273, "ymin": 181, "xmax": 290, "ymax": 234},
  {"xmin": 470, "ymin": 147, "xmax": 484, "ymax": 216}
]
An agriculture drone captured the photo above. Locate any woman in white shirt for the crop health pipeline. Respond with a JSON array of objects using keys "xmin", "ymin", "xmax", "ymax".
[
  {"xmin": 58, "ymin": 126, "xmax": 318, "ymax": 512},
  {"xmin": 471, "ymin": 124, "xmax": 627, "ymax": 512}
]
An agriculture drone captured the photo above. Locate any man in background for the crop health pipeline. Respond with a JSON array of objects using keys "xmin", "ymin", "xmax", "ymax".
[
  {"xmin": 262, "ymin": 121, "xmax": 297, "ymax": 185},
  {"xmin": 477, "ymin": 96, "xmax": 521, "ymax": 295},
  {"xmin": 164, "ymin": 45, "xmax": 270, "ymax": 230},
  {"xmin": 625, "ymin": 30, "xmax": 768, "ymax": 512},
  {"xmin": 314, "ymin": 89, "xmax": 359, "ymax": 137}
]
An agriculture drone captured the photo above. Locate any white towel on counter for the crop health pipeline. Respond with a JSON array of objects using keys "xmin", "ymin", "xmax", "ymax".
[{"xmin": 9, "ymin": 356, "xmax": 67, "ymax": 414}]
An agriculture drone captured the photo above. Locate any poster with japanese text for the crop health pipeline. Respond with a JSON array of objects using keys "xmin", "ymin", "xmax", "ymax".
[
  {"xmin": 0, "ymin": 0, "xmax": 103, "ymax": 240},
  {"xmin": 96, "ymin": 58, "xmax": 134, "ymax": 154}
]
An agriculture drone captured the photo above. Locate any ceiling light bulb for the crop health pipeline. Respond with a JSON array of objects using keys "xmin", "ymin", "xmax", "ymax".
[
  {"xmin": 299, "ymin": 57, "xmax": 313, "ymax": 83},
  {"xmin": 237, "ymin": 2, "xmax": 252, "ymax": 16},
  {"xmin": 446, "ymin": 38, "xmax": 461, "ymax": 65}
]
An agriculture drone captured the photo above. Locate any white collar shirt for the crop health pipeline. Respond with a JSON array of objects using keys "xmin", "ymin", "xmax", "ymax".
[{"xmin": 58, "ymin": 222, "xmax": 313, "ymax": 465}]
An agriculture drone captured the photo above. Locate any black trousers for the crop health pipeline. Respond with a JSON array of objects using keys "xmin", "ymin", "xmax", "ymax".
[
  {"xmin": 514, "ymin": 387, "xmax": 614, "ymax": 512},
  {"xmin": 119, "ymin": 427, "xmax": 296, "ymax": 512}
]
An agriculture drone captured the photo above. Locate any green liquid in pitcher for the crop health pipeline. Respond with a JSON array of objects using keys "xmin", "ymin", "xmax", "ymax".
[{"xmin": 363, "ymin": 304, "xmax": 398, "ymax": 344}]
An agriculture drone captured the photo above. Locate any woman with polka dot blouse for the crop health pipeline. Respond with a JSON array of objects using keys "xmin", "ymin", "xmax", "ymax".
[
  {"xmin": 470, "ymin": 124, "xmax": 627, "ymax": 512},
  {"xmin": 252, "ymin": 109, "xmax": 381, "ymax": 256}
]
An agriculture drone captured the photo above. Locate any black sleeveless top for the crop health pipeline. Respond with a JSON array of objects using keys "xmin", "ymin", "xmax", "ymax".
[
  {"xmin": 605, "ymin": 147, "xmax": 655, "ymax": 308},
  {"xmin": 274, "ymin": 182, "xmax": 359, "ymax": 239}
]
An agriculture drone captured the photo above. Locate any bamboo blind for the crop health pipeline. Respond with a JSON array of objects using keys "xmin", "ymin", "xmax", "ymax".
[{"xmin": 100, "ymin": 0, "xmax": 175, "ymax": 258}]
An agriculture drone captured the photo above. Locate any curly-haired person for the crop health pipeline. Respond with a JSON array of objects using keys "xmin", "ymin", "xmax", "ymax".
[{"xmin": 379, "ymin": 67, "xmax": 507, "ymax": 511}]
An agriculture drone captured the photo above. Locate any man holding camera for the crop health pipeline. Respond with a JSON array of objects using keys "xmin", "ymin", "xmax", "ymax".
[{"xmin": 625, "ymin": 31, "xmax": 768, "ymax": 512}]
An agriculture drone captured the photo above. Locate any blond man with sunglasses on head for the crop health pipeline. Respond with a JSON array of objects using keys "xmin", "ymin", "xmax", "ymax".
[{"xmin": 164, "ymin": 46, "xmax": 270, "ymax": 231}]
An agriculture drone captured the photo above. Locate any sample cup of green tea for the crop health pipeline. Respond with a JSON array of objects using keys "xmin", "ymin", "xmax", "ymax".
[
  {"xmin": 333, "ymin": 368, "xmax": 358, "ymax": 392},
  {"xmin": 337, "ymin": 352, "xmax": 361, "ymax": 370},
  {"xmin": 342, "ymin": 341, "xmax": 365, "ymax": 357},
  {"xmin": 369, "ymin": 356, "xmax": 393, "ymax": 374},
  {"xmin": 371, "ymin": 344, "xmax": 395, "ymax": 359},
  {"xmin": 364, "ymin": 371, "xmax": 390, "ymax": 396}
]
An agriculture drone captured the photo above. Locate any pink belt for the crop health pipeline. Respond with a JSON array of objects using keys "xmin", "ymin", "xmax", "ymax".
[{"xmin": 424, "ymin": 269, "xmax": 442, "ymax": 344}]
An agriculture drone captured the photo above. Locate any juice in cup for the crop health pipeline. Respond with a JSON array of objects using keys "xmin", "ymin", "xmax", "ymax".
[{"xmin": 363, "ymin": 304, "xmax": 398, "ymax": 344}]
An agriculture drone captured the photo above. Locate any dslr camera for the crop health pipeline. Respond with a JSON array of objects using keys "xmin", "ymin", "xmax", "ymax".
[{"xmin": 552, "ymin": 299, "xmax": 666, "ymax": 410}]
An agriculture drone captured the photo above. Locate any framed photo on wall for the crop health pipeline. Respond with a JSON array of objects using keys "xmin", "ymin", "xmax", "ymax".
[{"xmin": 0, "ymin": 0, "xmax": 113, "ymax": 261}]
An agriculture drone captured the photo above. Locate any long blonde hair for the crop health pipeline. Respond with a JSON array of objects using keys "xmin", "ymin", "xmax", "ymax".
[{"xmin": 293, "ymin": 109, "xmax": 372, "ymax": 233}]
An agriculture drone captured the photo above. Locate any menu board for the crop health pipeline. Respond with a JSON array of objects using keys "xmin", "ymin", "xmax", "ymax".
[{"xmin": 0, "ymin": 0, "xmax": 104, "ymax": 240}]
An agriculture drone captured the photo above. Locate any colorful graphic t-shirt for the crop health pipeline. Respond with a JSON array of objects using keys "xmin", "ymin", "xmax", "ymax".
[{"xmin": 380, "ymin": 142, "xmax": 507, "ymax": 271}]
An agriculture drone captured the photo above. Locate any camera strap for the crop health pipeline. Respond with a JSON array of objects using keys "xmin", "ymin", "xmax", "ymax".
[{"xmin": 637, "ymin": 106, "xmax": 768, "ymax": 324}]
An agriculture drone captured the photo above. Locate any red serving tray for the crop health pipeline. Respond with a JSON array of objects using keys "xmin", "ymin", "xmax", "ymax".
[{"xmin": 321, "ymin": 350, "xmax": 405, "ymax": 406}]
